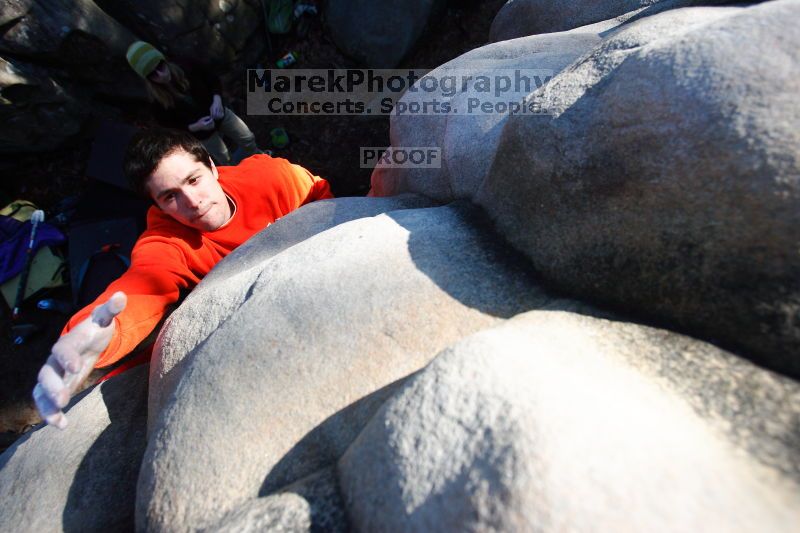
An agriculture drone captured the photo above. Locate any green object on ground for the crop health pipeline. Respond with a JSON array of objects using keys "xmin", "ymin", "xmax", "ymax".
[
  {"xmin": 276, "ymin": 51, "xmax": 298, "ymax": 68},
  {"xmin": 270, "ymin": 127, "xmax": 290, "ymax": 148}
]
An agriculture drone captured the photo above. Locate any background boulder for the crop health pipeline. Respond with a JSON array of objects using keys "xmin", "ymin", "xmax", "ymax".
[
  {"xmin": 339, "ymin": 310, "xmax": 800, "ymax": 531},
  {"xmin": 1, "ymin": 0, "xmax": 135, "ymax": 59},
  {"xmin": 488, "ymin": 0, "xmax": 733, "ymax": 41},
  {"xmin": 476, "ymin": 2, "xmax": 800, "ymax": 376},
  {"xmin": 0, "ymin": 365, "xmax": 148, "ymax": 532},
  {"xmin": 369, "ymin": 16, "xmax": 628, "ymax": 201},
  {"xmin": 325, "ymin": 0, "xmax": 446, "ymax": 67},
  {"xmin": 93, "ymin": 0, "xmax": 265, "ymax": 68},
  {"xmin": 0, "ymin": 0, "xmax": 141, "ymax": 152},
  {"xmin": 0, "ymin": 56, "xmax": 90, "ymax": 153}
]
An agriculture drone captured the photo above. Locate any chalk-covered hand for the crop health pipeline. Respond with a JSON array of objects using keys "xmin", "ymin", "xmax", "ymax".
[
  {"xmin": 32, "ymin": 291, "xmax": 127, "ymax": 429},
  {"xmin": 210, "ymin": 95, "xmax": 224, "ymax": 120},
  {"xmin": 188, "ymin": 116, "xmax": 215, "ymax": 132}
]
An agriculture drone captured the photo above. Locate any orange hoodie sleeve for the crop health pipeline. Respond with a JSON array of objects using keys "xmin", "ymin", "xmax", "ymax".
[
  {"xmin": 61, "ymin": 237, "xmax": 200, "ymax": 368},
  {"xmin": 293, "ymin": 162, "xmax": 334, "ymax": 204},
  {"xmin": 234, "ymin": 154, "xmax": 334, "ymax": 208}
]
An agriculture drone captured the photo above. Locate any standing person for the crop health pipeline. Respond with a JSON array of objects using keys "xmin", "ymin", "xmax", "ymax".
[
  {"xmin": 126, "ymin": 41, "xmax": 261, "ymax": 165},
  {"xmin": 33, "ymin": 128, "xmax": 333, "ymax": 428}
]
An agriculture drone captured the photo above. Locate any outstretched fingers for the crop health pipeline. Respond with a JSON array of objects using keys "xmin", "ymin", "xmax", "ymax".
[
  {"xmin": 38, "ymin": 358, "xmax": 70, "ymax": 408},
  {"xmin": 51, "ymin": 335, "xmax": 82, "ymax": 375},
  {"xmin": 50, "ymin": 333, "xmax": 84, "ymax": 373},
  {"xmin": 33, "ymin": 383, "xmax": 67, "ymax": 430},
  {"xmin": 91, "ymin": 291, "xmax": 127, "ymax": 328}
]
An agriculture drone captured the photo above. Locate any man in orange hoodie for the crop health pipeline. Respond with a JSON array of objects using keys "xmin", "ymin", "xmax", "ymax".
[{"xmin": 33, "ymin": 128, "xmax": 333, "ymax": 428}]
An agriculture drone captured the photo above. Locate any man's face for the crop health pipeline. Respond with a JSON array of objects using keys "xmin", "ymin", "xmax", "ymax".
[{"xmin": 146, "ymin": 149, "xmax": 231, "ymax": 232}]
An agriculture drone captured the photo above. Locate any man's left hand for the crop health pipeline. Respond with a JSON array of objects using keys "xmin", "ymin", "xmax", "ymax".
[
  {"xmin": 210, "ymin": 95, "xmax": 224, "ymax": 120},
  {"xmin": 33, "ymin": 292, "xmax": 127, "ymax": 429}
]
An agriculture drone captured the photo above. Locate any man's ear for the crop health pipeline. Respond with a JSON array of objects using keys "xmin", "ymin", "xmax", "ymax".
[{"xmin": 210, "ymin": 159, "xmax": 219, "ymax": 180}]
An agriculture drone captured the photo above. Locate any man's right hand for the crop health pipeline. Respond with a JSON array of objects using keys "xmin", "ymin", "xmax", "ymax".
[
  {"xmin": 188, "ymin": 116, "xmax": 215, "ymax": 132},
  {"xmin": 33, "ymin": 292, "xmax": 127, "ymax": 429}
]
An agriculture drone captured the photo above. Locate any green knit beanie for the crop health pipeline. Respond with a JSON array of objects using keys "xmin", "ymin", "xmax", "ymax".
[{"xmin": 126, "ymin": 41, "xmax": 166, "ymax": 79}]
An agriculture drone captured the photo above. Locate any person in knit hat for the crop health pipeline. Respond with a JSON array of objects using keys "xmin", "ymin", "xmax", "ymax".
[{"xmin": 126, "ymin": 41, "xmax": 261, "ymax": 165}]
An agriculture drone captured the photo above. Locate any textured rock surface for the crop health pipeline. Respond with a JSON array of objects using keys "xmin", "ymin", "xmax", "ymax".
[
  {"xmin": 149, "ymin": 194, "xmax": 437, "ymax": 426},
  {"xmin": 0, "ymin": 56, "xmax": 90, "ymax": 153},
  {"xmin": 489, "ymin": 0, "xmax": 640, "ymax": 41},
  {"xmin": 488, "ymin": 0, "xmax": 729, "ymax": 41},
  {"xmin": 477, "ymin": 2, "xmax": 800, "ymax": 377},
  {"xmin": 207, "ymin": 467, "xmax": 348, "ymax": 532},
  {"xmin": 0, "ymin": 365, "xmax": 148, "ymax": 532},
  {"xmin": 276, "ymin": 467, "xmax": 348, "ymax": 533},
  {"xmin": 325, "ymin": 0, "xmax": 445, "ymax": 67},
  {"xmin": 370, "ymin": 18, "xmax": 626, "ymax": 201},
  {"xmin": 205, "ymin": 494, "xmax": 312, "ymax": 533},
  {"xmin": 0, "ymin": 0, "xmax": 140, "ymax": 152},
  {"xmin": 95, "ymin": 0, "xmax": 265, "ymax": 68},
  {"xmin": 138, "ymin": 202, "xmax": 553, "ymax": 531},
  {"xmin": 339, "ymin": 311, "xmax": 800, "ymax": 532},
  {"xmin": 1, "ymin": 0, "xmax": 134, "ymax": 58}
]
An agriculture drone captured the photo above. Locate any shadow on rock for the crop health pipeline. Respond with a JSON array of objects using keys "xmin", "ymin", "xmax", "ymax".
[
  {"xmin": 62, "ymin": 366, "xmax": 149, "ymax": 532},
  {"xmin": 260, "ymin": 374, "xmax": 414, "ymax": 495},
  {"xmin": 386, "ymin": 201, "xmax": 616, "ymax": 321}
]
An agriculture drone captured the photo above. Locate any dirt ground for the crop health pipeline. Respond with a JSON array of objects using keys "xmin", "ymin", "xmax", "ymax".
[{"xmin": 0, "ymin": 0, "xmax": 507, "ymax": 452}]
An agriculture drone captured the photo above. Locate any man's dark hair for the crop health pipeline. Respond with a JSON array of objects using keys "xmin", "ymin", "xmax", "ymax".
[{"xmin": 123, "ymin": 127, "xmax": 212, "ymax": 198}]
